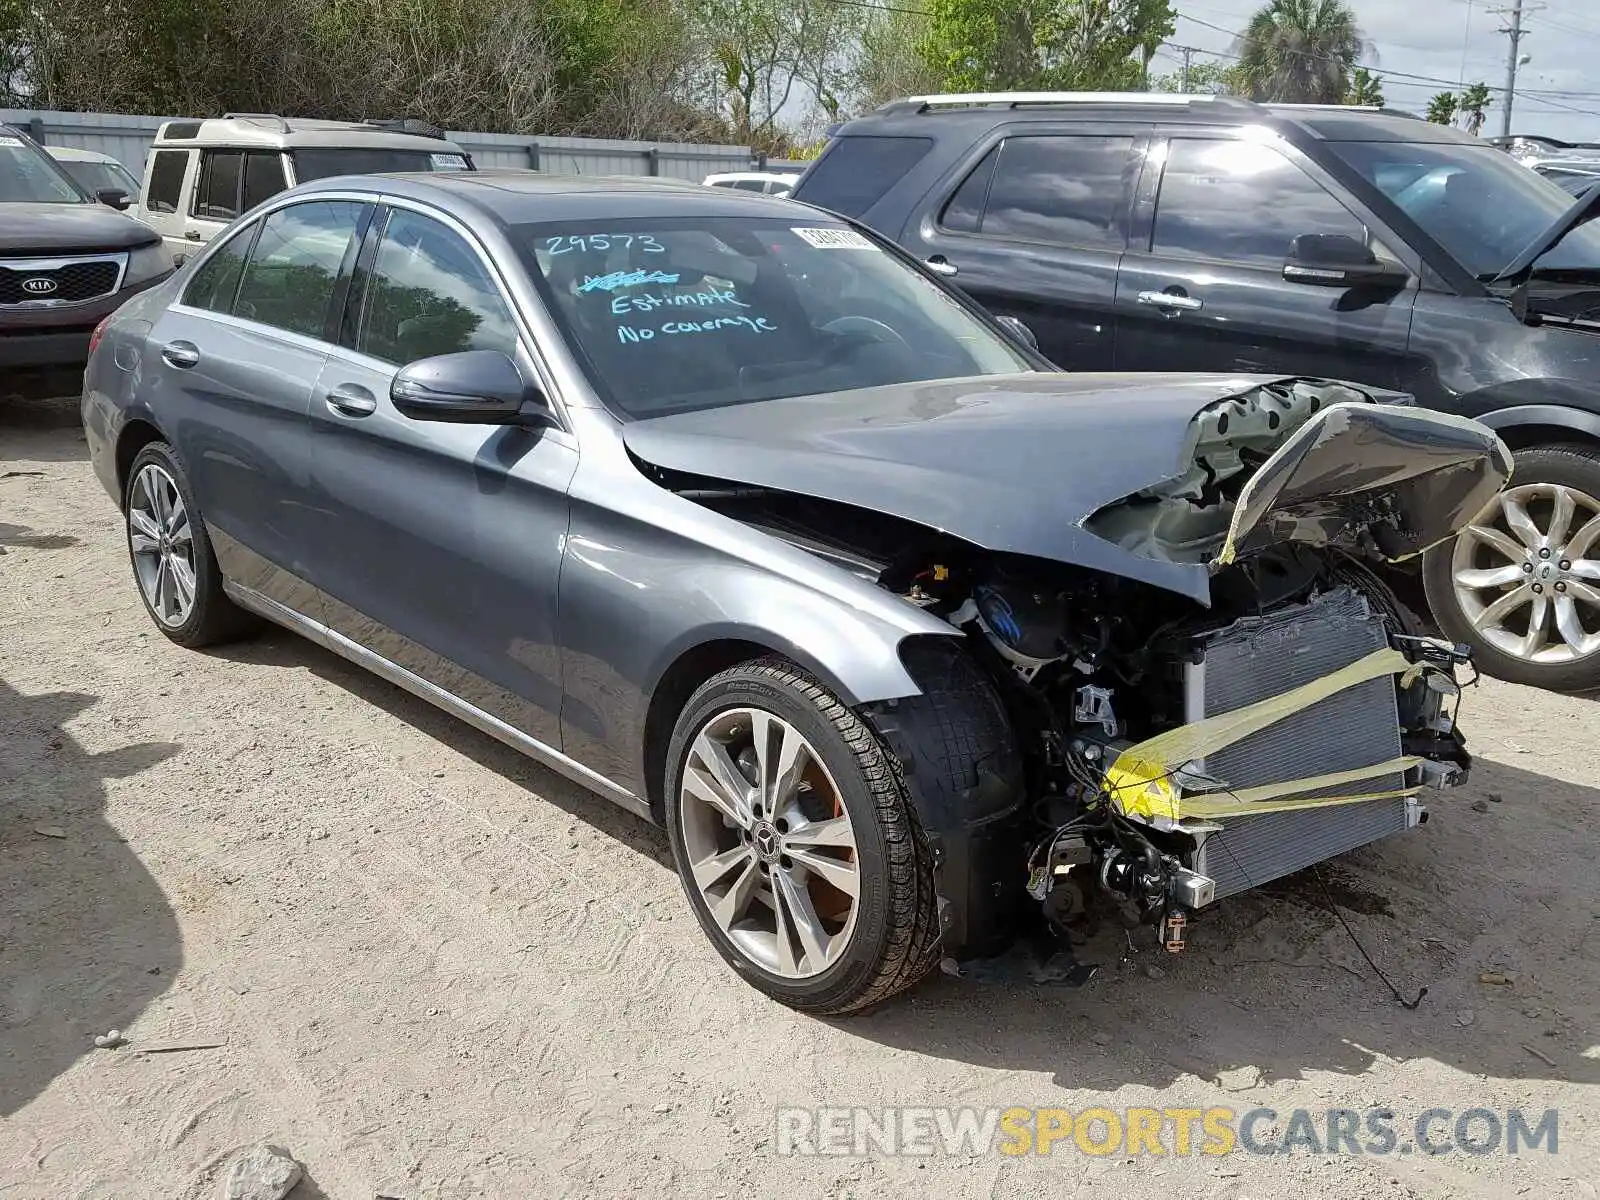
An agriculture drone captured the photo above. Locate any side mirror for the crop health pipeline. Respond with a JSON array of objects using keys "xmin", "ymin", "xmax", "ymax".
[
  {"xmin": 97, "ymin": 188, "xmax": 132, "ymax": 210},
  {"xmin": 391, "ymin": 350, "xmax": 555, "ymax": 426},
  {"xmin": 1283, "ymin": 233, "xmax": 1409, "ymax": 289},
  {"xmin": 996, "ymin": 314, "xmax": 1038, "ymax": 350}
]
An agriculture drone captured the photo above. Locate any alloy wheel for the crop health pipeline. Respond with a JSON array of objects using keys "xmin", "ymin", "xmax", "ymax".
[
  {"xmin": 128, "ymin": 463, "xmax": 198, "ymax": 628},
  {"xmin": 678, "ymin": 707, "xmax": 861, "ymax": 979},
  {"xmin": 1452, "ymin": 482, "xmax": 1600, "ymax": 665}
]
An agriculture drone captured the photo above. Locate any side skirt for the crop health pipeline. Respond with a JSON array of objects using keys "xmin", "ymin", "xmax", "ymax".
[{"xmin": 223, "ymin": 579, "xmax": 654, "ymax": 823}]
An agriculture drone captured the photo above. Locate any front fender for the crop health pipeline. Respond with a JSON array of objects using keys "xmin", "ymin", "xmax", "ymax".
[{"xmin": 1451, "ymin": 378, "xmax": 1600, "ymax": 439}]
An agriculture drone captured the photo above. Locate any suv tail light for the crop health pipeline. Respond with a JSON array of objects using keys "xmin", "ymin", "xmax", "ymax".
[{"xmin": 88, "ymin": 314, "xmax": 112, "ymax": 356}]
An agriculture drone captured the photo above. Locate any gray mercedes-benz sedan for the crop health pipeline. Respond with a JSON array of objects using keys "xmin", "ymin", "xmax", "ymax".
[{"xmin": 83, "ymin": 172, "xmax": 1511, "ymax": 1013}]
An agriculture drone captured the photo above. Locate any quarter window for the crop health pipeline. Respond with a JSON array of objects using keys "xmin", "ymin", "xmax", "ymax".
[
  {"xmin": 1153, "ymin": 138, "xmax": 1368, "ymax": 266},
  {"xmin": 942, "ymin": 136, "xmax": 1136, "ymax": 251},
  {"xmin": 145, "ymin": 150, "xmax": 189, "ymax": 214},
  {"xmin": 193, "ymin": 150, "xmax": 243, "ymax": 221},
  {"xmin": 183, "ymin": 221, "xmax": 255, "ymax": 313},
  {"xmin": 233, "ymin": 201, "xmax": 365, "ymax": 338},
  {"xmin": 356, "ymin": 209, "xmax": 518, "ymax": 364}
]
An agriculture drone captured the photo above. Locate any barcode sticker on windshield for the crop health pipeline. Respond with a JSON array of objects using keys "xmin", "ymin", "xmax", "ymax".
[
  {"xmin": 0, "ymin": 136, "xmax": 22, "ymax": 147},
  {"xmin": 792, "ymin": 227, "xmax": 874, "ymax": 250}
]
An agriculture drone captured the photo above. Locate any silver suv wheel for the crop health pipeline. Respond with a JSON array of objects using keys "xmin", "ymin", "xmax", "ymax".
[{"xmin": 127, "ymin": 462, "xmax": 197, "ymax": 628}]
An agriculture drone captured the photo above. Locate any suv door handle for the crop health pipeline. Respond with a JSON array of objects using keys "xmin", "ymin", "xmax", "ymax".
[
  {"xmin": 325, "ymin": 383, "xmax": 378, "ymax": 417},
  {"xmin": 925, "ymin": 255, "xmax": 958, "ymax": 277},
  {"xmin": 184, "ymin": 230, "xmax": 203, "ymax": 241},
  {"xmin": 1137, "ymin": 290, "xmax": 1204, "ymax": 313},
  {"xmin": 160, "ymin": 340, "xmax": 200, "ymax": 368}
]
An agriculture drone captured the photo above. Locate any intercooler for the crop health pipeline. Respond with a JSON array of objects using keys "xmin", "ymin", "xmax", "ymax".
[{"xmin": 1185, "ymin": 586, "xmax": 1413, "ymax": 900}]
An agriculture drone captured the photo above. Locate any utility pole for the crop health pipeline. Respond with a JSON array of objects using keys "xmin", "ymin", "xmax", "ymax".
[
  {"xmin": 1179, "ymin": 46, "xmax": 1194, "ymax": 93},
  {"xmin": 1499, "ymin": 0, "xmax": 1526, "ymax": 138}
]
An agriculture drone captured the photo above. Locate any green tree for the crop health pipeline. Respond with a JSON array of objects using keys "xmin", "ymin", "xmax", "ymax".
[
  {"xmin": 1344, "ymin": 66, "xmax": 1383, "ymax": 106},
  {"xmin": 847, "ymin": 1, "xmax": 941, "ymax": 114},
  {"xmin": 1235, "ymin": 0, "xmax": 1366, "ymax": 103},
  {"xmin": 1425, "ymin": 90, "xmax": 1459, "ymax": 125},
  {"xmin": 1459, "ymin": 80, "xmax": 1492, "ymax": 135},
  {"xmin": 1152, "ymin": 58, "xmax": 1247, "ymax": 95},
  {"xmin": 919, "ymin": 0, "xmax": 1175, "ymax": 93}
]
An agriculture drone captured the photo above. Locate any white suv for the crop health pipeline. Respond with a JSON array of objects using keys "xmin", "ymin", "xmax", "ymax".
[{"xmin": 135, "ymin": 114, "xmax": 473, "ymax": 263}]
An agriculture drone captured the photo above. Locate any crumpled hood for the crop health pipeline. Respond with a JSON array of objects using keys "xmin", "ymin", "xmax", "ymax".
[
  {"xmin": 0, "ymin": 201, "xmax": 159, "ymax": 254},
  {"xmin": 623, "ymin": 372, "xmax": 1510, "ymax": 603}
]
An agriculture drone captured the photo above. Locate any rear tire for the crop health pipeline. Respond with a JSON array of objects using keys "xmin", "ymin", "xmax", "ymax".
[
  {"xmin": 124, "ymin": 442, "xmax": 257, "ymax": 648},
  {"xmin": 1423, "ymin": 442, "xmax": 1600, "ymax": 692},
  {"xmin": 664, "ymin": 658, "xmax": 940, "ymax": 1015}
]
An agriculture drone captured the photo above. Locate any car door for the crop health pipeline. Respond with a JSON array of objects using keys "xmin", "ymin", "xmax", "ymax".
[
  {"xmin": 1113, "ymin": 131, "xmax": 1420, "ymax": 387},
  {"xmin": 305, "ymin": 203, "xmax": 578, "ymax": 746},
  {"xmin": 143, "ymin": 197, "xmax": 370, "ymax": 612},
  {"xmin": 897, "ymin": 129, "xmax": 1147, "ymax": 370}
]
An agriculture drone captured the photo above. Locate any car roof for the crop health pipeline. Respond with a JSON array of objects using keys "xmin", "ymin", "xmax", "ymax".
[
  {"xmin": 152, "ymin": 114, "xmax": 465, "ymax": 154},
  {"xmin": 293, "ymin": 169, "xmax": 832, "ymax": 224},
  {"xmin": 833, "ymin": 94, "xmax": 1485, "ymax": 147}
]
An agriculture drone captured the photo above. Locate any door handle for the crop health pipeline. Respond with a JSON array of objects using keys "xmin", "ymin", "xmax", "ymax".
[
  {"xmin": 160, "ymin": 340, "xmax": 200, "ymax": 369},
  {"xmin": 1137, "ymin": 290, "xmax": 1204, "ymax": 312},
  {"xmin": 925, "ymin": 255, "xmax": 958, "ymax": 278},
  {"xmin": 184, "ymin": 230, "xmax": 203, "ymax": 242},
  {"xmin": 325, "ymin": 383, "xmax": 378, "ymax": 417}
]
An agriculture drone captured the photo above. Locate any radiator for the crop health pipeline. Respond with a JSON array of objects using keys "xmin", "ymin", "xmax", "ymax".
[{"xmin": 1185, "ymin": 586, "xmax": 1411, "ymax": 900}]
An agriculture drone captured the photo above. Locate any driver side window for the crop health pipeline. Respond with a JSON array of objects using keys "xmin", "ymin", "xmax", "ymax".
[{"xmin": 1153, "ymin": 138, "xmax": 1393, "ymax": 268}]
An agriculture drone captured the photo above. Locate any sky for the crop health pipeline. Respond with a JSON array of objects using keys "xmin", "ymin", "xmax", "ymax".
[{"xmin": 1155, "ymin": 0, "xmax": 1600, "ymax": 142}]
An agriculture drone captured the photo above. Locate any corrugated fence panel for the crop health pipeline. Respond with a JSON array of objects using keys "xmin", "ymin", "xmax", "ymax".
[{"xmin": 0, "ymin": 108, "xmax": 789, "ymax": 184}]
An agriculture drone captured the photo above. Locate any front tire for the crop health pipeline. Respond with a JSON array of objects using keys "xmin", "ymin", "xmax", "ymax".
[
  {"xmin": 124, "ymin": 442, "xmax": 257, "ymax": 648},
  {"xmin": 1424, "ymin": 443, "xmax": 1600, "ymax": 691},
  {"xmin": 664, "ymin": 658, "xmax": 939, "ymax": 1015}
]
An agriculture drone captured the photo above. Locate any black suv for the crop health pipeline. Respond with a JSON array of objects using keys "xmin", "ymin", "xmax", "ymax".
[
  {"xmin": 794, "ymin": 93, "xmax": 1600, "ymax": 692},
  {"xmin": 1, "ymin": 124, "xmax": 174, "ymax": 396}
]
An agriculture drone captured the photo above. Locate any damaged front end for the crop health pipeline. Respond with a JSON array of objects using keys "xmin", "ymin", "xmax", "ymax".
[{"xmin": 647, "ymin": 375, "xmax": 1512, "ymax": 978}]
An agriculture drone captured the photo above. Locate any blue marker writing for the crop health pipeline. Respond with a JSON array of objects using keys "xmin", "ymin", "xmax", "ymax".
[{"xmin": 578, "ymin": 269, "xmax": 682, "ymax": 294}]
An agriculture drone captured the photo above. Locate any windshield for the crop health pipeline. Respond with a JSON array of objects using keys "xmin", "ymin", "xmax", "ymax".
[
  {"xmin": 0, "ymin": 135, "xmax": 87, "ymax": 204},
  {"xmin": 516, "ymin": 216, "xmax": 1033, "ymax": 417},
  {"xmin": 290, "ymin": 148, "xmax": 472, "ymax": 181},
  {"xmin": 59, "ymin": 159, "xmax": 139, "ymax": 196},
  {"xmin": 1327, "ymin": 139, "xmax": 1600, "ymax": 278}
]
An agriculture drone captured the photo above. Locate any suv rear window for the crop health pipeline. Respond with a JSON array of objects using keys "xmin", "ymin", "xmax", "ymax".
[{"xmin": 795, "ymin": 136, "xmax": 933, "ymax": 217}]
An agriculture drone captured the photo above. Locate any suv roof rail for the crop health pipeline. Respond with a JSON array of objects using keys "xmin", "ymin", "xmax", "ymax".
[
  {"xmin": 222, "ymin": 112, "xmax": 293, "ymax": 132},
  {"xmin": 1268, "ymin": 103, "xmax": 1423, "ymax": 119},
  {"xmin": 885, "ymin": 91, "xmax": 1249, "ymax": 113},
  {"xmin": 361, "ymin": 117, "xmax": 448, "ymax": 140}
]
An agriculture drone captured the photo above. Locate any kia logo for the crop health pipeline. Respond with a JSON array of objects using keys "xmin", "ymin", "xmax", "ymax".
[{"xmin": 20, "ymin": 277, "xmax": 58, "ymax": 295}]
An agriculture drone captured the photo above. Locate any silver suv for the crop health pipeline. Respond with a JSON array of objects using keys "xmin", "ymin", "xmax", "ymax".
[{"xmin": 134, "ymin": 114, "xmax": 473, "ymax": 263}]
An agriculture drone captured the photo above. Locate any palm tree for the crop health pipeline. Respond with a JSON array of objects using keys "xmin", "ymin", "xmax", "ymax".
[
  {"xmin": 1459, "ymin": 81, "xmax": 1491, "ymax": 135},
  {"xmin": 1425, "ymin": 91, "xmax": 1459, "ymax": 126},
  {"xmin": 1235, "ymin": 0, "xmax": 1368, "ymax": 104},
  {"xmin": 1345, "ymin": 66, "xmax": 1383, "ymax": 107}
]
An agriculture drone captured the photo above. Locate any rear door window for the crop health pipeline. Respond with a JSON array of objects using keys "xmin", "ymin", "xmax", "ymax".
[
  {"xmin": 144, "ymin": 150, "xmax": 189, "ymax": 213},
  {"xmin": 794, "ymin": 136, "xmax": 934, "ymax": 216},
  {"xmin": 952, "ymin": 135, "xmax": 1136, "ymax": 250},
  {"xmin": 233, "ymin": 201, "xmax": 365, "ymax": 339},
  {"xmin": 193, "ymin": 150, "xmax": 244, "ymax": 220},
  {"xmin": 242, "ymin": 152, "xmax": 289, "ymax": 211}
]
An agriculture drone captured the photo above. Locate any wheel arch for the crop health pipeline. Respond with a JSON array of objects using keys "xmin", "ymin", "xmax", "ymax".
[
  {"xmin": 1466, "ymin": 396, "xmax": 1600, "ymax": 454},
  {"xmin": 113, "ymin": 412, "xmax": 169, "ymax": 508}
]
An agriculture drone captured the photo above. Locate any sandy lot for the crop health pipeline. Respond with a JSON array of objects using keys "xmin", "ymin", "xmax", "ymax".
[{"xmin": 2, "ymin": 400, "xmax": 1598, "ymax": 1199}]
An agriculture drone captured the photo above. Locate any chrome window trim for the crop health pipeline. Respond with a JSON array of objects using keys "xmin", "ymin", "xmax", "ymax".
[{"xmin": 0, "ymin": 251, "xmax": 129, "ymax": 308}]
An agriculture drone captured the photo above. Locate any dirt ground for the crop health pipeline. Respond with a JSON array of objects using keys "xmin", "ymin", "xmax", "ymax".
[{"xmin": 3, "ymin": 398, "xmax": 1598, "ymax": 1200}]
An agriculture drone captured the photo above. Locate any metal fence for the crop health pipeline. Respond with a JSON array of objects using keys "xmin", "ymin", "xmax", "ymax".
[{"xmin": 0, "ymin": 108, "xmax": 811, "ymax": 183}]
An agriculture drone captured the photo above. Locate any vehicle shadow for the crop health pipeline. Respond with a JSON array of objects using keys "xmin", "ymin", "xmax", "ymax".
[
  {"xmin": 0, "ymin": 681, "xmax": 183, "ymax": 1117},
  {"xmin": 209, "ymin": 629, "xmax": 671, "ymax": 867},
  {"xmin": 843, "ymin": 755, "xmax": 1600, "ymax": 1091}
]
